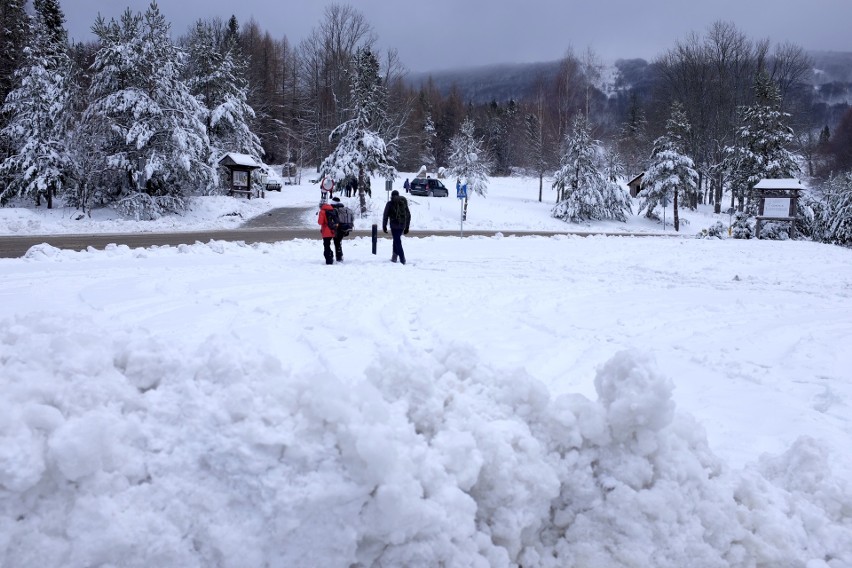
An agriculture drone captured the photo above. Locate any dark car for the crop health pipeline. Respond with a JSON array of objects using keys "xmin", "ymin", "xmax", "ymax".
[{"xmin": 409, "ymin": 177, "xmax": 449, "ymax": 197}]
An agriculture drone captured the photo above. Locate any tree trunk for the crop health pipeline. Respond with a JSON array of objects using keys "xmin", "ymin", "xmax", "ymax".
[
  {"xmin": 715, "ymin": 171, "xmax": 724, "ymax": 214},
  {"xmin": 538, "ymin": 173, "xmax": 543, "ymax": 202},
  {"xmin": 696, "ymin": 171, "xmax": 703, "ymax": 208},
  {"xmin": 674, "ymin": 189, "xmax": 680, "ymax": 232},
  {"xmin": 47, "ymin": 185, "xmax": 53, "ymax": 209},
  {"xmin": 358, "ymin": 170, "xmax": 367, "ymax": 215},
  {"xmin": 463, "ymin": 196, "xmax": 468, "ymax": 221}
]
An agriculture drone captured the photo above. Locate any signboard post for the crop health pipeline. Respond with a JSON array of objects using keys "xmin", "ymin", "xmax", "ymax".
[
  {"xmin": 456, "ymin": 180, "xmax": 468, "ymax": 237},
  {"xmin": 660, "ymin": 194, "xmax": 670, "ymax": 231},
  {"xmin": 753, "ymin": 179, "xmax": 803, "ymax": 239},
  {"xmin": 763, "ymin": 198, "xmax": 791, "ymax": 218}
]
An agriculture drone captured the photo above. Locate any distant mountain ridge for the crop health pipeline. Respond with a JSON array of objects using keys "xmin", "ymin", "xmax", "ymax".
[
  {"xmin": 407, "ymin": 51, "xmax": 852, "ymax": 108},
  {"xmin": 407, "ymin": 61, "xmax": 564, "ymax": 104}
]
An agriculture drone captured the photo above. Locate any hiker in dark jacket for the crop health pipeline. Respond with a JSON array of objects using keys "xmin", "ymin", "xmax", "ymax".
[
  {"xmin": 329, "ymin": 196, "xmax": 348, "ymax": 262},
  {"xmin": 382, "ymin": 190, "xmax": 411, "ymax": 264}
]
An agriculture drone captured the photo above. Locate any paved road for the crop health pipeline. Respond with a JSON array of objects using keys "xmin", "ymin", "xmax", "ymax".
[
  {"xmin": 239, "ymin": 206, "xmax": 314, "ymax": 229},
  {"xmin": 0, "ymin": 207, "xmax": 672, "ymax": 258}
]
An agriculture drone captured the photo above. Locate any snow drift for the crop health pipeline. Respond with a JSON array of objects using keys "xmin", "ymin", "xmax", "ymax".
[{"xmin": 1, "ymin": 312, "xmax": 850, "ymax": 567}]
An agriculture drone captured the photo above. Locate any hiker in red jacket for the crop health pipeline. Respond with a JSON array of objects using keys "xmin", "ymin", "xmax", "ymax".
[{"xmin": 317, "ymin": 201, "xmax": 336, "ymax": 265}]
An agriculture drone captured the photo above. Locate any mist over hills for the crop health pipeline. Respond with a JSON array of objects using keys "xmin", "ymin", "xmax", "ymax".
[
  {"xmin": 407, "ymin": 51, "xmax": 852, "ymax": 110},
  {"xmin": 407, "ymin": 61, "xmax": 564, "ymax": 104}
]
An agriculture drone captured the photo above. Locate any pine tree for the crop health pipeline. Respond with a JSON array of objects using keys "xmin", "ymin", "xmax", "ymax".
[
  {"xmin": 525, "ymin": 112, "xmax": 546, "ymax": 202},
  {"xmin": 33, "ymin": 0, "xmax": 65, "ymax": 54},
  {"xmin": 80, "ymin": 1, "xmax": 213, "ymax": 219},
  {"xmin": 485, "ymin": 100, "xmax": 510, "ymax": 176},
  {"xmin": 0, "ymin": 0, "xmax": 29, "ymax": 106},
  {"xmin": 447, "ymin": 117, "xmax": 491, "ymax": 220},
  {"xmin": 419, "ymin": 111, "xmax": 437, "ymax": 171},
  {"xmin": 816, "ymin": 172, "xmax": 852, "ymax": 246},
  {"xmin": 725, "ymin": 72, "xmax": 799, "ymax": 214},
  {"xmin": 638, "ymin": 102, "xmax": 699, "ymax": 231},
  {"xmin": 320, "ymin": 47, "xmax": 398, "ymax": 214},
  {"xmin": 185, "ymin": 18, "xmax": 262, "ymax": 167},
  {"xmin": 0, "ymin": 0, "xmax": 75, "ymax": 208},
  {"xmin": 618, "ymin": 90, "xmax": 649, "ymax": 177},
  {"xmin": 552, "ymin": 114, "xmax": 630, "ymax": 223}
]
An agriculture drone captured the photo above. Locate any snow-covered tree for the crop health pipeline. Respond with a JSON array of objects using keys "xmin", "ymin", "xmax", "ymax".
[
  {"xmin": 725, "ymin": 72, "xmax": 799, "ymax": 213},
  {"xmin": 618, "ymin": 90, "xmax": 650, "ymax": 177},
  {"xmin": 419, "ymin": 111, "xmax": 437, "ymax": 171},
  {"xmin": 525, "ymin": 113, "xmax": 544, "ymax": 198},
  {"xmin": 79, "ymin": 1, "xmax": 213, "ymax": 219},
  {"xmin": 185, "ymin": 18, "xmax": 262, "ymax": 167},
  {"xmin": 815, "ymin": 172, "xmax": 852, "ymax": 246},
  {"xmin": 602, "ymin": 147, "xmax": 626, "ymax": 183},
  {"xmin": 447, "ymin": 117, "xmax": 491, "ymax": 220},
  {"xmin": 551, "ymin": 114, "xmax": 630, "ymax": 223},
  {"xmin": 320, "ymin": 47, "xmax": 398, "ymax": 214},
  {"xmin": 638, "ymin": 102, "xmax": 699, "ymax": 231},
  {"xmin": 0, "ymin": 0, "xmax": 29, "ymax": 106},
  {"xmin": 0, "ymin": 0, "xmax": 75, "ymax": 208}
]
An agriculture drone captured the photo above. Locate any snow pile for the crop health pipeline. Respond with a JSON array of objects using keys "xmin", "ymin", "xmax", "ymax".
[
  {"xmin": 0, "ymin": 194, "xmax": 281, "ymax": 236},
  {"xmin": 1, "ymin": 314, "xmax": 849, "ymax": 567}
]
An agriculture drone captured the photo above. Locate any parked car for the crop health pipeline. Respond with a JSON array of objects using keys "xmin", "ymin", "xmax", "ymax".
[
  {"xmin": 257, "ymin": 166, "xmax": 282, "ymax": 191},
  {"xmin": 409, "ymin": 177, "xmax": 449, "ymax": 197}
]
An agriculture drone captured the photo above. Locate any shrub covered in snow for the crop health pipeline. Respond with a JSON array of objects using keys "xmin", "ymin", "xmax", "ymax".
[
  {"xmin": 731, "ymin": 211, "xmax": 754, "ymax": 239},
  {"xmin": 696, "ymin": 221, "xmax": 727, "ymax": 239}
]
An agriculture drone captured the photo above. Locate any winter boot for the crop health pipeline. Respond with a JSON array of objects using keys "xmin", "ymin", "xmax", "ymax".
[{"xmin": 391, "ymin": 254, "xmax": 398, "ymax": 263}]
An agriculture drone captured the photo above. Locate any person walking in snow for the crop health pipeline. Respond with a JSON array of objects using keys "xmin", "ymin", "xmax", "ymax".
[
  {"xmin": 382, "ymin": 190, "xmax": 411, "ymax": 264},
  {"xmin": 403, "ymin": 178, "xmax": 410, "ymax": 193},
  {"xmin": 317, "ymin": 200, "xmax": 337, "ymax": 265}
]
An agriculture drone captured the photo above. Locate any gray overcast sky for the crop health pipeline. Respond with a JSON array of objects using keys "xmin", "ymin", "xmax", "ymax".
[{"xmin": 63, "ymin": 0, "xmax": 851, "ymax": 72}]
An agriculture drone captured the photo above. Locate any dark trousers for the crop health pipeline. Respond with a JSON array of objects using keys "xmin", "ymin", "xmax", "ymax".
[
  {"xmin": 333, "ymin": 230, "xmax": 344, "ymax": 261},
  {"xmin": 391, "ymin": 226, "xmax": 405, "ymax": 264},
  {"xmin": 322, "ymin": 237, "xmax": 334, "ymax": 264},
  {"xmin": 323, "ymin": 232, "xmax": 345, "ymax": 264}
]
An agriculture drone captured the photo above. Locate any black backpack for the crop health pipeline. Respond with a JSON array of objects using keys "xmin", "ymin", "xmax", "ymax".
[
  {"xmin": 325, "ymin": 206, "xmax": 340, "ymax": 230},
  {"xmin": 335, "ymin": 206, "xmax": 354, "ymax": 233},
  {"xmin": 327, "ymin": 205, "xmax": 354, "ymax": 234},
  {"xmin": 389, "ymin": 198, "xmax": 407, "ymax": 223}
]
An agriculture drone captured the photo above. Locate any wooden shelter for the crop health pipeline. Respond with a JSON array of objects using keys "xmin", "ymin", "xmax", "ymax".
[
  {"xmin": 627, "ymin": 172, "xmax": 644, "ymax": 198},
  {"xmin": 753, "ymin": 178, "xmax": 804, "ymax": 239},
  {"xmin": 219, "ymin": 153, "xmax": 262, "ymax": 198}
]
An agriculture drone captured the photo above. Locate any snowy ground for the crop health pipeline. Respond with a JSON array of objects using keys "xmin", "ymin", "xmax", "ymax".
[{"xmin": 1, "ymin": 174, "xmax": 851, "ymax": 567}]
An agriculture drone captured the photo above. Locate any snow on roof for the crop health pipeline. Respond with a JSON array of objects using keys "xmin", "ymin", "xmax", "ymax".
[
  {"xmin": 627, "ymin": 172, "xmax": 645, "ymax": 185},
  {"xmin": 218, "ymin": 152, "xmax": 261, "ymax": 168},
  {"xmin": 753, "ymin": 178, "xmax": 805, "ymax": 190}
]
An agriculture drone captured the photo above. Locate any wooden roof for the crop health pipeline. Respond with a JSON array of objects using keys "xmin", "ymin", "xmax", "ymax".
[
  {"xmin": 218, "ymin": 153, "xmax": 262, "ymax": 169},
  {"xmin": 627, "ymin": 172, "xmax": 644, "ymax": 185},
  {"xmin": 754, "ymin": 178, "xmax": 805, "ymax": 190}
]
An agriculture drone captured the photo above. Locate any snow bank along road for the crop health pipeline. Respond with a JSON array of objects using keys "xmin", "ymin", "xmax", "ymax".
[{"xmin": 0, "ymin": 228, "xmax": 671, "ymax": 258}]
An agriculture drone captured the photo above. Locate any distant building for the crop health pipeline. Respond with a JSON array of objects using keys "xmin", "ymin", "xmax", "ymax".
[{"xmin": 627, "ymin": 172, "xmax": 644, "ymax": 198}]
